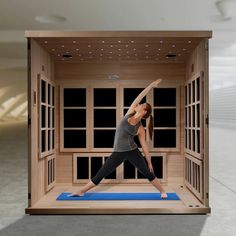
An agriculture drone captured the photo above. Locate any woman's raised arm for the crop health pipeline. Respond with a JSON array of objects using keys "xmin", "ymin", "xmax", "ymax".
[{"xmin": 125, "ymin": 78, "xmax": 162, "ymax": 116}]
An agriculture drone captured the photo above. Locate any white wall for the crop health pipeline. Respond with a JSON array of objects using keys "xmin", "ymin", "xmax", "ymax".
[{"xmin": 0, "ymin": 68, "xmax": 27, "ymax": 122}]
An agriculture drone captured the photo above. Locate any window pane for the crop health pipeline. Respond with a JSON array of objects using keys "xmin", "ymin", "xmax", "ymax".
[
  {"xmin": 124, "ymin": 160, "xmax": 135, "ymax": 178},
  {"xmin": 188, "ymin": 84, "xmax": 191, "ymax": 104},
  {"xmin": 64, "ymin": 130, "xmax": 86, "ymax": 148},
  {"xmin": 52, "ymin": 86, "xmax": 55, "ymax": 106},
  {"xmin": 154, "ymin": 88, "xmax": 176, "ymax": 106},
  {"xmin": 94, "ymin": 130, "xmax": 115, "ymax": 148},
  {"xmin": 185, "ymin": 85, "xmax": 187, "ymax": 105},
  {"xmin": 151, "ymin": 156, "xmax": 163, "ymax": 178},
  {"xmin": 124, "ymin": 88, "xmax": 146, "ymax": 106},
  {"xmin": 52, "ymin": 108, "xmax": 55, "ymax": 128},
  {"xmin": 47, "ymin": 130, "xmax": 50, "ymax": 151},
  {"xmin": 48, "ymin": 107, "xmax": 50, "ymax": 128},
  {"xmin": 41, "ymin": 80, "xmax": 46, "ymax": 103},
  {"xmin": 91, "ymin": 157, "xmax": 103, "ymax": 179},
  {"xmin": 94, "ymin": 109, "xmax": 116, "ymax": 127},
  {"xmin": 77, "ymin": 157, "xmax": 89, "ymax": 179},
  {"xmin": 64, "ymin": 109, "xmax": 86, "ymax": 128},
  {"xmin": 48, "ymin": 84, "xmax": 51, "ymax": 105},
  {"xmin": 153, "ymin": 109, "xmax": 176, "ymax": 127},
  {"xmin": 52, "ymin": 130, "xmax": 55, "ymax": 149},
  {"xmin": 154, "ymin": 129, "xmax": 176, "ymax": 148},
  {"xmin": 41, "ymin": 105, "xmax": 46, "ymax": 128},
  {"xmin": 64, "ymin": 88, "xmax": 86, "ymax": 107},
  {"xmin": 94, "ymin": 88, "xmax": 116, "ymax": 107},
  {"xmin": 41, "ymin": 130, "xmax": 46, "ymax": 152},
  {"xmin": 197, "ymin": 77, "xmax": 200, "ymax": 101}
]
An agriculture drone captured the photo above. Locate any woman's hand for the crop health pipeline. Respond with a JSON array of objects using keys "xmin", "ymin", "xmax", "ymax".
[
  {"xmin": 148, "ymin": 162, "xmax": 154, "ymax": 173},
  {"xmin": 151, "ymin": 78, "xmax": 162, "ymax": 87}
]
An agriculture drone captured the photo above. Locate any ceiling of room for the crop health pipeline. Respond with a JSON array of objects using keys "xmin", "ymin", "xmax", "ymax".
[{"xmin": 34, "ymin": 35, "xmax": 204, "ymax": 63}]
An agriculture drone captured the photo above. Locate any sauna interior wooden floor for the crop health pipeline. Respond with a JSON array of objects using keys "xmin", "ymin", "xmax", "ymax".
[{"xmin": 25, "ymin": 183, "xmax": 210, "ymax": 214}]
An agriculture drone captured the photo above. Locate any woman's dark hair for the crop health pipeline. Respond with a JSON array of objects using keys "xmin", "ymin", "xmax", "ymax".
[{"xmin": 142, "ymin": 102, "xmax": 153, "ymax": 140}]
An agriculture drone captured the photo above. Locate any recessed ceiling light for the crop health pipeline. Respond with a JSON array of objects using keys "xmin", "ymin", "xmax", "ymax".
[
  {"xmin": 110, "ymin": 45, "xmax": 113, "ymax": 47},
  {"xmin": 131, "ymin": 40, "xmax": 134, "ymax": 43},
  {"xmin": 118, "ymin": 49, "xmax": 121, "ymax": 51},
  {"xmin": 101, "ymin": 48, "xmax": 104, "ymax": 51},
  {"xmin": 110, "ymin": 52, "xmax": 113, "ymax": 53},
  {"xmin": 61, "ymin": 45, "xmax": 64, "ymax": 47},
  {"xmin": 145, "ymin": 45, "xmax": 149, "ymax": 47},
  {"xmin": 126, "ymin": 51, "xmax": 129, "ymax": 53},
  {"xmin": 158, "ymin": 48, "xmax": 161, "ymax": 51},
  {"xmin": 51, "ymin": 49, "xmax": 55, "ymax": 51},
  {"xmin": 35, "ymin": 15, "xmax": 66, "ymax": 24},
  {"xmin": 44, "ymin": 41, "xmax": 48, "ymax": 44},
  {"xmin": 160, "ymin": 40, "xmax": 163, "ymax": 43},
  {"xmin": 188, "ymin": 40, "xmax": 191, "ymax": 43},
  {"xmin": 133, "ymin": 48, "xmax": 136, "ymax": 50},
  {"xmin": 73, "ymin": 41, "xmax": 76, "ymax": 43},
  {"xmin": 89, "ymin": 52, "xmax": 92, "ymax": 54},
  {"xmin": 166, "ymin": 54, "xmax": 177, "ymax": 58},
  {"xmin": 100, "ymin": 54, "xmax": 103, "ymax": 56},
  {"xmin": 125, "ymin": 45, "xmax": 129, "ymax": 47},
  {"xmin": 62, "ymin": 54, "xmax": 72, "ymax": 58},
  {"xmin": 88, "ymin": 45, "xmax": 91, "ymax": 47},
  {"xmin": 76, "ymin": 48, "xmax": 79, "ymax": 51},
  {"xmin": 183, "ymin": 48, "xmax": 186, "ymax": 51},
  {"xmin": 102, "ymin": 41, "xmax": 105, "ymax": 43},
  {"xmin": 57, "ymin": 54, "xmax": 60, "ymax": 56},
  {"xmin": 118, "ymin": 40, "xmax": 121, "ymax": 43},
  {"xmin": 172, "ymin": 45, "xmax": 175, "ymax": 47}
]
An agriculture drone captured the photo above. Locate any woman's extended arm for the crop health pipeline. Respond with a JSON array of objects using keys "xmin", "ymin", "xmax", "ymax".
[{"xmin": 125, "ymin": 78, "xmax": 162, "ymax": 116}]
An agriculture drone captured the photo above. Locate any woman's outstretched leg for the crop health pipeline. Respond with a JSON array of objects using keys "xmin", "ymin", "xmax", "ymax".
[
  {"xmin": 67, "ymin": 180, "xmax": 96, "ymax": 197},
  {"xmin": 68, "ymin": 152, "xmax": 124, "ymax": 197},
  {"xmin": 150, "ymin": 177, "xmax": 167, "ymax": 198},
  {"xmin": 128, "ymin": 149, "xmax": 167, "ymax": 198}
]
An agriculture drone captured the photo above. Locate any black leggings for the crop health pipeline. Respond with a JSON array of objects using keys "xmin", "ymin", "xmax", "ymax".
[{"xmin": 91, "ymin": 148, "xmax": 156, "ymax": 185}]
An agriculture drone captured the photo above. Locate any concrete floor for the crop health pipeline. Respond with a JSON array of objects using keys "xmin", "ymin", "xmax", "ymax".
[{"xmin": 0, "ymin": 120, "xmax": 235, "ymax": 236}]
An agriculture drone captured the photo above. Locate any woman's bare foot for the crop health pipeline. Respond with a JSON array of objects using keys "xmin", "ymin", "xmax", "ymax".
[
  {"xmin": 161, "ymin": 192, "xmax": 168, "ymax": 199},
  {"xmin": 67, "ymin": 191, "xmax": 85, "ymax": 197}
]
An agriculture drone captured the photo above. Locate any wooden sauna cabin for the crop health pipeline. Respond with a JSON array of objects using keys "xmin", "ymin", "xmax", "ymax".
[{"xmin": 24, "ymin": 30, "xmax": 212, "ymax": 214}]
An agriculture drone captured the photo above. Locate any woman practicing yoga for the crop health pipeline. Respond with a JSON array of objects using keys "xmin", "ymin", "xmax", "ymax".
[{"xmin": 68, "ymin": 78, "xmax": 168, "ymax": 199}]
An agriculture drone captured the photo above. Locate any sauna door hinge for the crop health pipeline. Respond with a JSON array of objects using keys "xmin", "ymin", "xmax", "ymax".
[
  {"xmin": 205, "ymin": 114, "xmax": 209, "ymax": 128},
  {"xmin": 206, "ymin": 192, "xmax": 209, "ymax": 199},
  {"xmin": 205, "ymin": 41, "xmax": 209, "ymax": 51},
  {"xmin": 28, "ymin": 192, "xmax": 31, "ymax": 200}
]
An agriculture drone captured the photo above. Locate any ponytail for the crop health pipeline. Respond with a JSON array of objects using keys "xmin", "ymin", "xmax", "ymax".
[{"xmin": 148, "ymin": 114, "xmax": 154, "ymax": 140}]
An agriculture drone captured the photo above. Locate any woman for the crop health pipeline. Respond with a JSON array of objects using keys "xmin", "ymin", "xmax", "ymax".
[{"xmin": 68, "ymin": 78, "xmax": 168, "ymax": 199}]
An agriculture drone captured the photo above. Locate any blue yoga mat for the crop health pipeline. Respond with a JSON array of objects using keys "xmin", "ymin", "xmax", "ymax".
[{"xmin": 56, "ymin": 192, "xmax": 180, "ymax": 201}]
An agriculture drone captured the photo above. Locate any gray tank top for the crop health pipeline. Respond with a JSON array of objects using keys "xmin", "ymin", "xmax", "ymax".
[{"xmin": 113, "ymin": 114, "xmax": 142, "ymax": 152}]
